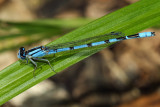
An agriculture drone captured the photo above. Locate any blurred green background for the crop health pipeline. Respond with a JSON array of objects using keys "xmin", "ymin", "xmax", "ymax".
[{"xmin": 1, "ymin": 0, "xmax": 160, "ymax": 107}]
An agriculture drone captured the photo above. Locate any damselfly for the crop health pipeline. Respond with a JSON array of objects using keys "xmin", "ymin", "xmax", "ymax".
[{"xmin": 17, "ymin": 32, "xmax": 155, "ymax": 77}]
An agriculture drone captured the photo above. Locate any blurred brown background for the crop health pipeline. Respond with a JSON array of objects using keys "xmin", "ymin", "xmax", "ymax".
[{"xmin": 1, "ymin": 0, "xmax": 160, "ymax": 107}]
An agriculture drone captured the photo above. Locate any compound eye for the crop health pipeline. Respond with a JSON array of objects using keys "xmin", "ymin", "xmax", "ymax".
[
  {"xmin": 20, "ymin": 47, "xmax": 25, "ymax": 51},
  {"xmin": 19, "ymin": 47, "xmax": 25, "ymax": 57}
]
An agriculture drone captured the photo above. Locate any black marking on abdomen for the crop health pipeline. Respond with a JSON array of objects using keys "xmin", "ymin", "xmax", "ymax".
[
  {"xmin": 105, "ymin": 40, "xmax": 110, "ymax": 43},
  {"xmin": 87, "ymin": 43, "xmax": 92, "ymax": 47},
  {"xmin": 54, "ymin": 49, "xmax": 57, "ymax": 52},
  {"xmin": 127, "ymin": 34, "xmax": 139, "ymax": 38},
  {"xmin": 70, "ymin": 47, "xmax": 74, "ymax": 50},
  {"xmin": 116, "ymin": 37, "xmax": 126, "ymax": 41}
]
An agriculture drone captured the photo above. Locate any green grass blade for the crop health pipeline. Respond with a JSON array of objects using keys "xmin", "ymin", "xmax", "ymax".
[
  {"xmin": 0, "ymin": 18, "xmax": 91, "ymax": 52},
  {"xmin": 0, "ymin": 0, "xmax": 160, "ymax": 105}
]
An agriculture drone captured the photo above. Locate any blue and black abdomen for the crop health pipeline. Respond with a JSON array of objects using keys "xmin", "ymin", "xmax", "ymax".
[{"xmin": 46, "ymin": 32, "xmax": 155, "ymax": 54}]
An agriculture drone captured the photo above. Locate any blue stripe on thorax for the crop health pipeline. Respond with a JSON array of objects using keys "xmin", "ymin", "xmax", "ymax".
[
  {"xmin": 31, "ymin": 50, "xmax": 46, "ymax": 57},
  {"xmin": 28, "ymin": 48, "xmax": 42, "ymax": 56}
]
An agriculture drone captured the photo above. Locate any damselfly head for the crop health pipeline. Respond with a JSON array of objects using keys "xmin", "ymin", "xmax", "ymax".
[{"xmin": 17, "ymin": 47, "xmax": 26, "ymax": 59}]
